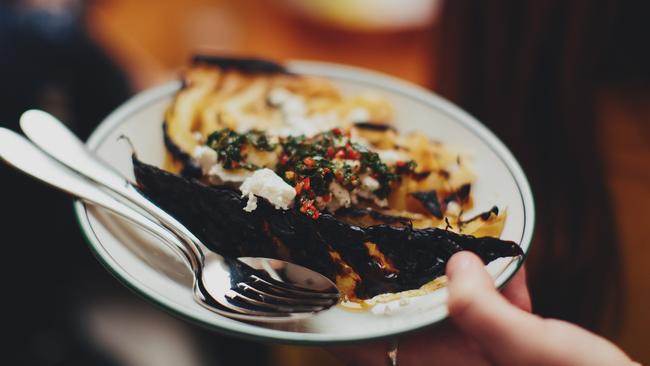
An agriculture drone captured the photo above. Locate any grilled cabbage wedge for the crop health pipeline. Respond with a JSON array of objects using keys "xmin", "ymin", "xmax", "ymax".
[{"xmin": 138, "ymin": 56, "xmax": 521, "ymax": 302}]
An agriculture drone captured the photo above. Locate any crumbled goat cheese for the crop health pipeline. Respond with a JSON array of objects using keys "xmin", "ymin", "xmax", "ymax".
[
  {"xmin": 193, "ymin": 132, "xmax": 205, "ymax": 143},
  {"xmin": 267, "ymin": 87, "xmax": 292, "ymax": 106},
  {"xmin": 326, "ymin": 181, "xmax": 352, "ymax": 212},
  {"xmin": 192, "ymin": 146, "xmax": 217, "ymax": 174},
  {"xmin": 353, "ymin": 174, "xmax": 387, "ymax": 207},
  {"xmin": 267, "ymin": 87, "xmax": 338, "ymax": 137},
  {"xmin": 281, "ymin": 95, "xmax": 307, "ymax": 117},
  {"xmin": 239, "ymin": 168, "xmax": 296, "ymax": 212},
  {"xmin": 376, "ymin": 149, "xmax": 406, "ymax": 166},
  {"xmin": 361, "ymin": 175, "xmax": 380, "ymax": 192},
  {"xmin": 446, "ymin": 201, "xmax": 461, "ymax": 216},
  {"xmin": 193, "ymin": 145, "xmax": 253, "ymax": 183},
  {"xmin": 347, "ymin": 107, "xmax": 370, "ymax": 123}
]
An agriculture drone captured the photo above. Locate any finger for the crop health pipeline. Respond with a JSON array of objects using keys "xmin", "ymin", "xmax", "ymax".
[
  {"xmin": 500, "ymin": 264, "xmax": 532, "ymax": 312},
  {"xmin": 446, "ymin": 252, "xmax": 634, "ymax": 365},
  {"xmin": 446, "ymin": 251, "xmax": 544, "ymax": 364},
  {"xmin": 446, "ymin": 251, "xmax": 534, "ymax": 340}
]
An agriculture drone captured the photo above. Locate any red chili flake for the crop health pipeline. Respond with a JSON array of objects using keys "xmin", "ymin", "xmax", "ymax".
[
  {"xmin": 322, "ymin": 167, "xmax": 331, "ymax": 175},
  {"xmin": 295, "ymin": 181, "xmax": 304, "ymax": 194},
  {"xmin": 396, "ymin": 160, "xmax": 406, "ymax": 168},
  {"xmin": 303, "ymin": 157, "xmax": 315, "ymax": 167},
  {"xmin": 346, "ymin": 146, "xmax": 360, "ymax": 160},
  {"xmin": 322, "ymin": 193, "xmax": 332, "ymax": 202},
  {"xmin": 303, "ymin": 177, "xmax": 311, "ymax": 191},
  {"xmin": 308, "ymin": 191, "xmax": 316, "ymax": 198},
  {"xmin": 280, "ymin": 154, "xmax": 289, "ymax": 165},
  {"xmin": 335, "ymin": 149, "xmax": 346, "ymax": 159},
  {"xmin": 332, "ymin": 128, "xmax": 342, "ymax": 136},
  {"xmin": 299, "ymin": 199, "xmax": 320, "ymax": 219},
  {"xmin": 326, "ymin": 147, "xmax": 335, "ymax": 158}
]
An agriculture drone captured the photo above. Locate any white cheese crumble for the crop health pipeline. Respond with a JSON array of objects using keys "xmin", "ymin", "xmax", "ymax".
[
  {"xmin": 239, "ymin": 168, "xmax": 296, "ymax": 212},
  {"xmin": 376, "ymin": 149, "xmax": 406, "ymax": 166},
  {"xmin": 347, "ymin": 107, "xmax": 370, "ymax": 123},
  {"xmin": 267, "ymin": 87, "xmax": 292, "ymax": 106},
  {"xmin": 193, "ymin": 145, "xmax": 254, "ymax": 183},
  {"xmin": 326, "ymin": 181, "xmax": 352, "ymax": 212},
  {"xmin": 193, "ymin": 132, "xmax": 205, "ymax": 143},
  {"xmin": 361, "ymin": 175, "xmax": 380, "ymax": 192},
  {"xmin": 192, "ymin": 146, "xmax": 217, "ymax": 174},
  {"xmin": 446, "ymin": 201, "xmax": 461, "ymax": 216},
  {"xmin": 267, "ymin": 87, "xmax": 339, "ymax": 137}
]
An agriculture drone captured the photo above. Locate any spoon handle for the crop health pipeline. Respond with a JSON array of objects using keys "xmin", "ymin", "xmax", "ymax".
[
  {"xmin": 19, "ymin": 109, "xmax": 208, "ymax": 261},
  {"xmin": 0, "ymin": 127, "xmax": 197, "ymax": 270}
]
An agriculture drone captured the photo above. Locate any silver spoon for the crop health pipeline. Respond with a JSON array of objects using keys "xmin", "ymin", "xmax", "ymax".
[{"xmin": 1, "ymin": 124, "xmax": 338, "ymax": 321}]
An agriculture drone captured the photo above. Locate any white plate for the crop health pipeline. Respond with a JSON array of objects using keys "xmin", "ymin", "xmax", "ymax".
[{"xmin": 74, "ymin": 61, "xmax": 535, "ymax": 344}]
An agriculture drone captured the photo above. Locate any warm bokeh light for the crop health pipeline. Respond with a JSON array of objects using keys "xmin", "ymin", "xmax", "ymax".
[{"xmin": 1, "ymin": 0, "xmax": 648, "ymax": 365}]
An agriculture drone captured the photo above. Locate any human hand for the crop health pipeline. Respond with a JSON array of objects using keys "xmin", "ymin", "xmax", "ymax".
[{"xmin": 331, "ymin": 252, "xmax": 636, "ymax": 365}]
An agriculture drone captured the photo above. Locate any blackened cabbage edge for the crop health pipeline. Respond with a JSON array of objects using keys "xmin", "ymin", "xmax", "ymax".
[{"xmin": 133, "ymin": 157, "xmax": 523, "ymax": 299}]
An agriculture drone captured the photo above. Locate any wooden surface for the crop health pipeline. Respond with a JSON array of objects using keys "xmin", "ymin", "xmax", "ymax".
[{"xmin": 86, "ymin": 0, "xmax": 649, "ymax": 363}]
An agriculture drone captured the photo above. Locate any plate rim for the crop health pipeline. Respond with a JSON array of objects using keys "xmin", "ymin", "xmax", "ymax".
[{"xmin": 73, "ymin": 60, "xmax": 535, "ymax": 345}]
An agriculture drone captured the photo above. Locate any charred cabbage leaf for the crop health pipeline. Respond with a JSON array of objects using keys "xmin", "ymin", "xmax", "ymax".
[{"xmin": 133, "ymin": 157, "xmax": 523, "ymax": 300}]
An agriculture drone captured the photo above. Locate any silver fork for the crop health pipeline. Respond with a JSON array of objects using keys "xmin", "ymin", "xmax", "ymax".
[{"xmin": 3, "ymin": 114, "xmax": 338, "ymax": 320}]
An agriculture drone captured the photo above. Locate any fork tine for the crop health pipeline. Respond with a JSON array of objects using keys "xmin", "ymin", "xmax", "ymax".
[
  {"xmin": 208, "ymin": 296, "xmax": 290, "ymax": 317},
  {"xmin": 195, "ymin": 281, "xmax": 305, "ymax": 318},
  {"xmin": 236, "ymin": 282, "xmax": 337, "ymax": 306},
  {"xmin": 225, "ymin": 289, "xmax": 326, "ymax": 313},
  {"xmin": 249, "ymin": 274, "xmax": 339, "ymax": 299}
]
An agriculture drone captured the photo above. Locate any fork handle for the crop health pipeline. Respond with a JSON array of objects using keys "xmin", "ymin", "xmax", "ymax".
[
  {"xmin": 19, "ymin": 109, "xmax": 209, "ymax": 262},
  {"xmin": 0, "ymin": 128, "xmax": 200, "ymax": 272}
]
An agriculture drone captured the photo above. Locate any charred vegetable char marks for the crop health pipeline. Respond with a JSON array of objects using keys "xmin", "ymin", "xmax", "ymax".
[
  {"xmin": 133, "ymin": 157, "xmax": 523, "ymax": 300},
  {"xmin": 191, "ymin": 55, "xmax": 290, "ymax": 75}
]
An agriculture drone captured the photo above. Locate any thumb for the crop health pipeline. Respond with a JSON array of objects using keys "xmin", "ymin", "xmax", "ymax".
[
  {"xmin": 446, "ymin": 252, "xmax": 534, "ymax": 357},
  {"xmin": 446, "ymin": 251, "xmax": 635, "ymax": 366}
]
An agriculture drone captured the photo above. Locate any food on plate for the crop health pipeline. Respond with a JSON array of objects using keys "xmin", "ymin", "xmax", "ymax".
[{"xmin": 134, "ymin": 56, "xmax": 523, "ymax": 302}]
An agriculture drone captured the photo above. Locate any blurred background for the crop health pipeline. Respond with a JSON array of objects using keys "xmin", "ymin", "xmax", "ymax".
[{"xmin": 1, "ymin": 0, "xmax": 648, "ymax": 365}]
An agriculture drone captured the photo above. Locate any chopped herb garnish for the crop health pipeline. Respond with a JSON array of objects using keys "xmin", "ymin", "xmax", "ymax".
[
  {"xmin": 244, "ymin": 130, "xmax": 277, "ymax": 151},
  {"xmin": 204, "ymin": 127, "xmax": 417, "ymax": 218},
  {"xmin": 206, "ymin": 129, "xmax": 250, "ymax": 169},
  {"xmin": 206, "ymin": 128, "xmax": 278, "ymax": 170}
]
